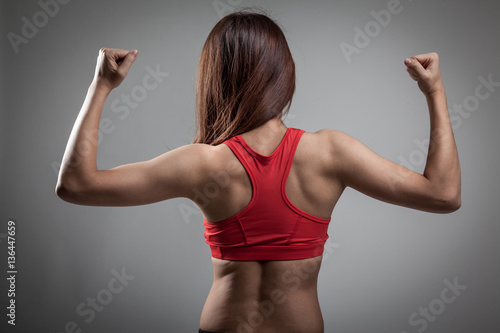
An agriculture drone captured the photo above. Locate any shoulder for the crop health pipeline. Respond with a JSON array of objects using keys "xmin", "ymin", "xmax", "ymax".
[
  {"xmin": 312, "ymin": 128, "xmax": 358, "ymax": 146},
  {"xmin": 299, "ymin": 128, "xmax": 360, "ymax": 156},
  {"xmin": 154, "ymin": 143, "xmax": 232, "ymax": 199},
  {"xmin": 168, "ymin": 143, "xmax": 227, "ymax": 171},
  {"xmin": 295, "ymin": 128, "xmax": 365, "ymax": 176},
  {"xmin": 174, "ymin": 142, "xmax": 238, "ymax": 178}
]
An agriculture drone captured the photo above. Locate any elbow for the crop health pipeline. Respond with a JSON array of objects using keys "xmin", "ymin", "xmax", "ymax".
[
  {"xmin": 55, "ymin": 178, "xmax": 81, "ymax": 204},
  {"xmin": 451, "ymin": 190, "xmax": 462, "ymax": 212},
  {"xmin": 55, "ymin": 170, "xmax": 97, "ymax": 205},
  {"xmin": 444, "ymin": 196, "xmax": 461, "ymax": 213},
  {"xmin": 435, "ymin": 190, "xmax": 461, "ymax": 213},
  {"xmin": 55, "ymin": 181, "xmax": 73, "ymax": 202}
]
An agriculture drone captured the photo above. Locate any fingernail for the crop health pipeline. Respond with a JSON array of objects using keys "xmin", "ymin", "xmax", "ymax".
[
  {"xmin": 131, "ymin": 49, "xmax": 138, "ymax": 57},
  {"xmin": 404, "ymin": 58, "xmax": 412, "ymax": 65}
]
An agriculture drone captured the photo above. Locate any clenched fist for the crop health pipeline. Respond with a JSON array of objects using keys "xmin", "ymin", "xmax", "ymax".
[
  {"xmin": 404, "ymin": 52, "xmax": 444, "ymax": 97},
  {"xmin": 93, "ymin": 48, "xmax": 138, "ymax": 90}
]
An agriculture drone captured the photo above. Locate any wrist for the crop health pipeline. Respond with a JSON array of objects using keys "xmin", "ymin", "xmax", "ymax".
[
  {"xmin": 425, "ymin": 87, "xmax": 449, "ymax": 119},
  {"xmin": 90, "ymin": 77, "xmax": 113, "ymax": 95},
  {"xmin": 424, "ymin": 84, "xmax": 446, "ymax": 99}
]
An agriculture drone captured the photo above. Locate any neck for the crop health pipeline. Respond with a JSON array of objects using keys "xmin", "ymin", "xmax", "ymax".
[
  {"xmin": 242, "ymin": 117, "xmax": 288, "ymax": 144},
  {"xmin": 256, "ymin": 117, "xmax": 288, "ymax": 135}
]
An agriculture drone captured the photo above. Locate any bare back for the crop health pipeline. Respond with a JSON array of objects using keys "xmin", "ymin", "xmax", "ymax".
[
  {"xmin": 55, "ymin": 45, "xmax": 460, "ymax": 333},
  {"xmin": 198, "ymin": 126, "xmax": 343, "ymax": 333}
]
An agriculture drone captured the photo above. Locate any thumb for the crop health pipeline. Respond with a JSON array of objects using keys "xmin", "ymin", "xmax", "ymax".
[
  {"xmin": 118, "ymin": 49, "xmax": 138, "ymax": 76},
  {"xmin": 404, "ymin": 56, "xmax": 426, "ymax": 79}
]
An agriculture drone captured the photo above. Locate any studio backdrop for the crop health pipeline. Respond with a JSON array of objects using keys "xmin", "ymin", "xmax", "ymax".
[{"xmin": 1, "ymin": 0, "xmax": 499, "ymax": 332}]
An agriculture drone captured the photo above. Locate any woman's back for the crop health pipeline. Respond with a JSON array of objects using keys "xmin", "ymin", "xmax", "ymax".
[
  {"xmin": 199, "ymin": 119, "xmax": 342, "ymax": 332},
  {"xmin": 201, "ymin": 255, "xmax": 324, "ymax": 333},
  {"xmin": 201, "ymin": 120, "xmax": 341, "ymax": 224},
  {"xmin": 55, "ymin": 10, "xmax": 460, "ymax": 333}
]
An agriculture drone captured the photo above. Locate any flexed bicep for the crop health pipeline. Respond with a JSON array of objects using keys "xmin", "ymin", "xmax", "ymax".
[
  {"xmin": 324, "ymin": 129, "xmax": 459, "ymax": 213},
  {"xmin": 56, "ymin": 144, "xmax": 213, "ymax": 207},
  {"xmin": 322, "ymin": 53, "xmax": 460, "ymax": 214}
]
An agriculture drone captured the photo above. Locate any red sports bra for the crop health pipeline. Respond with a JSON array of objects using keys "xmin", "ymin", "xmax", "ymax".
[{"xmin": 203, "ymin": 127, "xmax": 331, "ymax": 261}]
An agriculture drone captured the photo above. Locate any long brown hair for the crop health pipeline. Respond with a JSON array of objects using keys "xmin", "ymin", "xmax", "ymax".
[{"xmin": 192, "ymin": 10, "xmax": 296, "ymax": 145}]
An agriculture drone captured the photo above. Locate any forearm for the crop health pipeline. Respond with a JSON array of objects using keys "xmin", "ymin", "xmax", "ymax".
[
  {"xmin": 57, "ymin": 80, "xmax": 111, "ymax": 187},
  {"xmin": 422, "ymin": 89, "xmax": 461, "ymax": 202}
]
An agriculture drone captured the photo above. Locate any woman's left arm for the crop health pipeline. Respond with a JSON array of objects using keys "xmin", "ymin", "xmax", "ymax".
[{"xmin": 55, "ymin": 48, "xmax": 211, "ymax": 206}]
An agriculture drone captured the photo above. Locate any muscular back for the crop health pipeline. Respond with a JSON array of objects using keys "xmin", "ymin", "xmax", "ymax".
[
  {"xmin": 198, "ymin": 129, "xmax": 341, "ymax": 333},
  {"xmin": 200, "ymin": 130, "xmax": 343, "ymax": 223},
  {"xmin": 201, "ymin": 256, "xmax": 324, "ymax": 332},
  {"xmin": 56, "ymin": 48, "xmax": 460, "ymax": 333}
]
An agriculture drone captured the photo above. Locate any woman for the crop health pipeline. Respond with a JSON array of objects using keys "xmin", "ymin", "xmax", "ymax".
[{"xmin": 56, "ymin": 11, "xmax": 461, "ymax": 333}]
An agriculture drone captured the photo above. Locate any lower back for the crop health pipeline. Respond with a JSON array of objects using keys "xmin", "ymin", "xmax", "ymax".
[{"xmin": 200, "ymin": 255, "xmax": 325, "ymax": 333}]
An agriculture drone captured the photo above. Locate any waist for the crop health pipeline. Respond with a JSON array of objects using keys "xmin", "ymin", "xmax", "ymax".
[
  {"xmin": 208, "ymin": 241, "xmax": 328, "ymax": 261},
  {"xmin": 200, "ymin": 255, "xmax": 324, "ymax": 332}
]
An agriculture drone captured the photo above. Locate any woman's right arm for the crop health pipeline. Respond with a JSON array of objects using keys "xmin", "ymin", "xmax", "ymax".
[{"xmin": 323, "ymin": 52, "xmax": 461, "ymax": 213}]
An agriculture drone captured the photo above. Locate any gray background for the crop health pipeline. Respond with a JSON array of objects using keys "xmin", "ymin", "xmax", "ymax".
[{"xmin": 1, "ymin": 0, "xmax": 499, "ymax": 332}]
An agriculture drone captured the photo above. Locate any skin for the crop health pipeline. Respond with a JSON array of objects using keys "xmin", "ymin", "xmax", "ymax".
[{"xmin": 56, "ymin": 48, "xmax": 461, "ymax": 332}]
